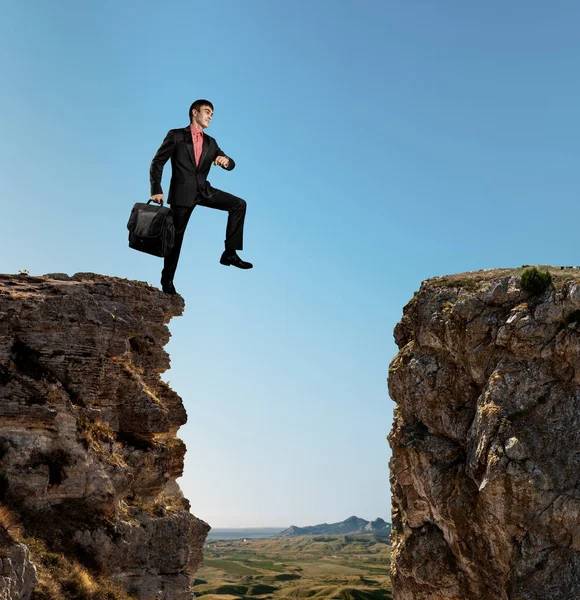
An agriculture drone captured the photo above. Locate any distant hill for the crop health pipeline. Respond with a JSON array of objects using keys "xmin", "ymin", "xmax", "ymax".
[{"xmin": 274, "ymin": 516, "xmax": 391, "ymax": 538}]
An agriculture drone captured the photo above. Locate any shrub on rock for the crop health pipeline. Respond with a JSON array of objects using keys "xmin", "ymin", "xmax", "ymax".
[{"xmin": 520, "ymin": 267, "xmax": 552, "ymax": 295}]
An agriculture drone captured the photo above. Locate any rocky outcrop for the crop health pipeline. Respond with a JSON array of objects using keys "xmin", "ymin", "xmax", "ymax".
[
  {"xmin": 0, "ymin": 526, "xmax": 37, "ymax": 600},
  {"xmin": 388, "ymin": 268, "xmax": 580, "ymax": 600},
  {"xmin": 0, "ymin": 273, "xmax": 209, "ymax": 599},
  {"xmin": 364, "ymin": 517, "xmax": 390, "ymax": 534}
]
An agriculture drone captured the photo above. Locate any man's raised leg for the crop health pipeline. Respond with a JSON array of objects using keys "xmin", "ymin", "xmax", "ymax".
[{"xmin": 197, "ymin": 189, "xmax": 253, "ymax": 269}]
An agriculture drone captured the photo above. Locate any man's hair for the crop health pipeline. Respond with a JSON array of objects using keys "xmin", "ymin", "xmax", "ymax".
[{"xmin": 189, "ymin": 99, "xmax": 214, "ymax": 122}]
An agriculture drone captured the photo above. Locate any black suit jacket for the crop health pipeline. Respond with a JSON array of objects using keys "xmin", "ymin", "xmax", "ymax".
[{"xmin": 150, "ymin": 126, "xmax": 235, "ymax": 207}]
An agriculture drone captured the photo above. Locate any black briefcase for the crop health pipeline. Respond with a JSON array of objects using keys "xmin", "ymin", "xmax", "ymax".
[{"xmin": 127, "ymin": 200, "xmax": 175, "ymax": 258}]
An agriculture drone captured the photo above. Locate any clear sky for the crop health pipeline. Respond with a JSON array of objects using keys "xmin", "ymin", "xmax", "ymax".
[{"xmin": 2, "ymin": 0, "xmax": 580, "ymax": 527}]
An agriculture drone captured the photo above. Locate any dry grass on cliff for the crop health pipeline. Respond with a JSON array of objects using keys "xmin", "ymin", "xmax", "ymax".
[
  {"xmin": 122, "ymin": 494, "xmax": 187, "ymax": 520},
  {"xmin": 77, "ymin": 414, "xmax": 127, "ymax": 469},
  {"xmin": 0, "ymin": 503, "xmax": 22, "ymax": 537},
  {"xmin": 1, "ymin": 502, "xmax": 135, "ymax": 599},
  {"xmin": 24, "ymin": 536, "xmax": 135, "ymax": 600}
]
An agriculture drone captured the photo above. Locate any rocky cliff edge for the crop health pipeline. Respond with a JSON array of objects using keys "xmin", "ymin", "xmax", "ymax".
[
  {"xmin": 0, "ymin": 272, "xmax": 209, "ymax": 599},
  {"xmin": 388, "ymin": 267, "xmax": 580, "ymax": 600}
]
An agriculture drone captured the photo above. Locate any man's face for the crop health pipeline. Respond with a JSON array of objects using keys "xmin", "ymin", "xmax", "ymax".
[{"xmin": 191, "ymin": 105, "xmax": 213, "ymax": 129}]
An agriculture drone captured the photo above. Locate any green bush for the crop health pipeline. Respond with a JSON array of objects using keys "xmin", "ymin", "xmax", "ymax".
[{"xmin": 520, "ymin": 267, "xmax": 552, "ymax": 295}]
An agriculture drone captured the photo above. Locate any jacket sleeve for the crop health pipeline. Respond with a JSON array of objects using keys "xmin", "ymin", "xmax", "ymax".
[
  {"xmin": 215, "ymin": 144, "xmax": 235, "ymax": 171},
  {"xmin": 150, "ymin": 130, "xmax": 176, "ymax": 195}
]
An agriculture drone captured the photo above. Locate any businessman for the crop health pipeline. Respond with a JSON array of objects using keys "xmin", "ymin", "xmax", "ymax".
[{"xmin": 150, "ymin": 99, "xmax": 252, "ymax": 295}]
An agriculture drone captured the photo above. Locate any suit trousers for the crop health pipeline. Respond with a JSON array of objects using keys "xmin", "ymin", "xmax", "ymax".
[{"xmin": 162, "ymin": 188, "xmax": 247, "ymax": 282}]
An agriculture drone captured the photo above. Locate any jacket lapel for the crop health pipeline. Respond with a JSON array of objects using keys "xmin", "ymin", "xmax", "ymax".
[
  {"xmin": 198, "ymin": 133, "xmax": 211, "ymax": 170},
  {"xmin": 183, "ymin": 126, "xmax": 196, "ymax": 170}
]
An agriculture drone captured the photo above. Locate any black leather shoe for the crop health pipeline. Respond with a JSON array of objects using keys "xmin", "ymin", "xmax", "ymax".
[
  {"xmin": 161, "ymin": 279, "xmax": 177, "ymax": 295},
  {"xmin": 220, "ymin": 251, "xmax": 253, "ymax": 269}
]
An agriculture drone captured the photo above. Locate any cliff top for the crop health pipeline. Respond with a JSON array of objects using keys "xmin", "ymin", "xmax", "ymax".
[
  {"xmin": 0, "ymin": 271, "xmax": 183, "ymax": 308},
  {"xmin": 422, "ymin": 265, "xmax": 580, "ymax": 290}
]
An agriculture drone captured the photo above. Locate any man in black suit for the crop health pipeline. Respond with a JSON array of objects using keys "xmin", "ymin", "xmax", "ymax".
[{"xmin": 150, "ymin": 99, "xmax": 252, "ymax": 295}]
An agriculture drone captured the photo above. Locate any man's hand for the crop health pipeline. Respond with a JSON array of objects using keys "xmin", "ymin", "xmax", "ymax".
[
  {"xmin": 214, "ymin": 156, "xmax": 230, "ymax": 168},
  {"xmin": 150, "ymin": 193, "xmax": 164, "ymax": 205}
]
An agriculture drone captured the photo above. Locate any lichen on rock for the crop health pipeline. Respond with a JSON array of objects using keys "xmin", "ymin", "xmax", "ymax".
[
  {"xmin": 0, "ymin": 272, "xmax": 209, "ymax": 599},
  {"xmin": 388, "ymin": 267, "xmax": 580, "ymax": 600}
]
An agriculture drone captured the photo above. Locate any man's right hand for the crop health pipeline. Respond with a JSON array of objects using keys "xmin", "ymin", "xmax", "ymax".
[{"xmin": 150, "ymin": 194, "xmax": 164, "ymax": 205}]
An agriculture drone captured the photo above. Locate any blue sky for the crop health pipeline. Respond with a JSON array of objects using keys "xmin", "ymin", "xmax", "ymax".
[{"xmin": 2, "ymin": 1, "xmax": 580, "ymax": 527}]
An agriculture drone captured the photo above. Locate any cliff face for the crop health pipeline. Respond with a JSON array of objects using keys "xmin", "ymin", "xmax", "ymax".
[
  {"xmin": 0, "ymin": 273, "xmax": 209, "ymax": 599},
  {"xmin": 388, "ymin": 268, "xmax": 580, "ymax": 600}
]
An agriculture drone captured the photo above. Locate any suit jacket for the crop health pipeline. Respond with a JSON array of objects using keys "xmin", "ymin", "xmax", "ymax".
[{"xmin": 150, "ymin": 126, "xmax": 236, "ymax": 207}]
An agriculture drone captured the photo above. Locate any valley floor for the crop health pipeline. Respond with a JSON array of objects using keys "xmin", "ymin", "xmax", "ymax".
[{"xmin": 194, "ymin": 534, "xmax": 392, "ymax": 600}]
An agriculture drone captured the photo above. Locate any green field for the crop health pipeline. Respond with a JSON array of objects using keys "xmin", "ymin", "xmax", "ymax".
[{"xmin": 194, "ymin": 535, "xmax": 392, "ymax": 600}]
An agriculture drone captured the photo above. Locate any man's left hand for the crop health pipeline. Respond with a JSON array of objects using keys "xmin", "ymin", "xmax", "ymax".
[{"xmin": 214, "ymin": 156, "xmax": 230, "ymax": 168}]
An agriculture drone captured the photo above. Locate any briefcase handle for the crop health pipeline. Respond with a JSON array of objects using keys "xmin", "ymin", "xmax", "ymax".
[{"xmin": 147, "ymin": 199, "xmax": 164, "ymax": 207}]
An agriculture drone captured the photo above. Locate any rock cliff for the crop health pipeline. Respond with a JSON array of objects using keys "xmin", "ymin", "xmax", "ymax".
[
  {"xmin": 388, "ymin": 268, "xmax": 580, "ymax": 600},
  {"xmin": 0, "ymin": 273, "xmax": 209, "ymax": 599}
]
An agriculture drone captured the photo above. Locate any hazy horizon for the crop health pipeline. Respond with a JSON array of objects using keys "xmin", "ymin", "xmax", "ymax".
[{"xmin": 207, "ymin": 514, "xmax": 391, "ymax": 530}]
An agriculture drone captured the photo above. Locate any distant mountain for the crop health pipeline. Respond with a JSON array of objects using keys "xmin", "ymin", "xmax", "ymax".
[{"xmin": 274, "ymin": 516, "xmax": 391, "ymax": 538}]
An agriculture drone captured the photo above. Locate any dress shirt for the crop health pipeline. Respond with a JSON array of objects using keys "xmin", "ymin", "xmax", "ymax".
[{"xmin": 190, "ymin": 124, "xmax": 204, "ymax": 166}]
